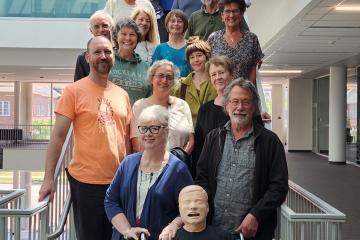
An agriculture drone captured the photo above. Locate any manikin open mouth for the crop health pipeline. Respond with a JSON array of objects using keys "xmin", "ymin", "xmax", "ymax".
[{"xmin": 188, "ymin": 213, "xmax": 200, "ymax": 217}]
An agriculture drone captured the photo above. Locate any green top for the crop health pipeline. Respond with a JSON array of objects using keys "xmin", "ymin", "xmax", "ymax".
[
  {"xmin": 171, "ymin": 72, "xmax": 217, "ymax": 127},
  {"xmin": 109, "ymin": 51, "xmax": 151, "ymax": 105},
  {"xmin": 185, "ymin": 8, "xmax": 224, "ymax": 41}
]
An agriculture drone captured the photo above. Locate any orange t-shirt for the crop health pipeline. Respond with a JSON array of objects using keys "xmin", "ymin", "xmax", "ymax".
[{"xmin": 55, "ymin": 77, "xmax": 131, "ymax": 184}]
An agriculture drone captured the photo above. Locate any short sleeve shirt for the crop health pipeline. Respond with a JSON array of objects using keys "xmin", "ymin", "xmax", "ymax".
[
  {"xmin": 208, "ymin": 30, "xmax": 264, "ymax": 79},
  {"xmin": 55, "ymin": 77, "xmax": 132, "ymax": 184},
  {"xmin": 130, "ymin": 96, "xmax": 194, "ymax": 149}
]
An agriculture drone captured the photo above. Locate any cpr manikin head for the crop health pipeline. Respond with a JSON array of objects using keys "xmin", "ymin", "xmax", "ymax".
[{"xmin": 179, "ymin": 185, "xmax": 209, "ymax": 232}]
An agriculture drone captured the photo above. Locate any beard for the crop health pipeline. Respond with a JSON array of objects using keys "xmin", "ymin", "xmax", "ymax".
[
  {"xmin": 231, "ymin": 112, "xmax": 253, "ymax": 128},
  {"xmin": 94, "ymin": 60, "xmax": 112, "ymax": 74}
]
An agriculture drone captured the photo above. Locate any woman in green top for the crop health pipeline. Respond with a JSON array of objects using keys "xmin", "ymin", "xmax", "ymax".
[
  {"xmin": 109, "ymin": 18, "xmax": 151, "ymax": 104},
  {"xmin": 172, "ymin": 37, "xmax": 217, "ymax": 127}
]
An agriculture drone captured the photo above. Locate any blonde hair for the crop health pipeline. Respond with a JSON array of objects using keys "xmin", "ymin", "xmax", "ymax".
[{"xmin": 132, "ymin": 7, "xmax": 160, "ymax": 45}]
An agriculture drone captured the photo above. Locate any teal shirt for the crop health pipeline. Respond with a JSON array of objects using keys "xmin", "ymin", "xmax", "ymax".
[
  {"xmin": 152, "ymin": 42, "xmax": 191, "ymax": 77},
  {"xmin": 109, "ymin": 52, "xmax": 151, "ymax": 104}
]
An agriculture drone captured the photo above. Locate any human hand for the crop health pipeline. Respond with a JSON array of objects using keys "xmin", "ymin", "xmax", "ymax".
[
  {"xmin": 158, "ymin": 222, "xmax": 180, "ymax": 240},
  {"xmin": 38, "ymin": 178, "xmax": 55, "ymax": 202},
  {"xmin": 235, "ymin": 213, "xmax": 258, "ymax": 238},
  {"xmin": 261, "ymin": 112, "xmax": 271, "ymax": 123},
  {"xmin": 124, "ymin": 227, "xmax": 150, "ymax": 240}
]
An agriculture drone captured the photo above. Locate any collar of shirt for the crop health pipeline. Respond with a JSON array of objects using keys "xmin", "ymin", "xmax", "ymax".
[
  {"xmin": 202, "ymin": 4, "xmax": 220, "ymax": 14},
  {"xmin": 224, "ymin": 121, "xmax": 254, "ymax": 141}
]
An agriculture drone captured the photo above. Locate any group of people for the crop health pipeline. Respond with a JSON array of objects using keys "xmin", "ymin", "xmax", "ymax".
[{"xmin": 38, "ymin": 0, "xmax": 289, "ymax": 240}]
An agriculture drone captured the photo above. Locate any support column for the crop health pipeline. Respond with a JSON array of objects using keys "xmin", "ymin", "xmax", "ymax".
[
  {"xmin": 14, "ymin": 81, "xmax": 20, "ymax": 127},
  {"xmin": 19, "ymin": 82, "xmax": 32, "ymax": 126},
  {"xmin": 329, "ymin": 66, "xmax": 347, "ymax": 164},
  {"xmin": 356, "ymin": 66, "xmax": 360, "ymax": 164},
  {"xmin": 271, "ymin": 84, "xmax": 285, "ymax": 144}
]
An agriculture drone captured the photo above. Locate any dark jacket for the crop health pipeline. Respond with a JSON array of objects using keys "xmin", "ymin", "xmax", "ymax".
[
  {"xmin": 195, "ymin": 121, "xmax": 288, "ymax": 239},
  {"xmin": 74, "ymin": 52, "xmax": 90, "ymax": 81}
]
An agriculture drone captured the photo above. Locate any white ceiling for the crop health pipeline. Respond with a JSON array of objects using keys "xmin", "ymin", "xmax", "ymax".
[
  {"xmin": 260, "ymin": 0, "xmax": 360, "ymax": 80},
  {"xmin": 0, "ymin": 0, "xmax": 360, "ymax": 83}
]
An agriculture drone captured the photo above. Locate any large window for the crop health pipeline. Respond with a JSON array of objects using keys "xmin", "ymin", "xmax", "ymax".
[{"xmin": 0, "ymin": 101, "xmax": 10, "ymax": 116}]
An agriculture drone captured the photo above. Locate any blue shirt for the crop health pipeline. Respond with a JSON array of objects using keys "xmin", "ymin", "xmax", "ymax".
[
  {"xmin": 105, "ymin": 152, "xmax": 193, "ymax": 240},
  {"xmin": 171, "ymin": 0, "xmax": 202, "ymax": 18},
  {"xmin": 151, "ymin": 42, "xmax": 190, "ymax": 77}
]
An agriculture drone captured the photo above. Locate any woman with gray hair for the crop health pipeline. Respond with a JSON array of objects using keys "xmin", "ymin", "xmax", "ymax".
[
  {"xmin": 130, "ymin": 59, "xmax": 195, "ymax": 155},
  {"xmin": 105, "ymin": 105, "xmax": 193, "ymax": 240},
  {"xmin": 109, "ymin": 17, "xmax": 151, "ymax": 104}
]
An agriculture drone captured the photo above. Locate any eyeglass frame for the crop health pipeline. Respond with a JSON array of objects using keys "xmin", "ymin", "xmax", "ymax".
[
  {"xmin": 138, "ymin": 125, "xmax": 167, "ymax": 134},
  {"xmin": 152, "ymin": 73, "xmax": 174, "ymax": 81},
  {"xmin": 227, "ymin": 99, "xmax": 253, "ymax": 108}
]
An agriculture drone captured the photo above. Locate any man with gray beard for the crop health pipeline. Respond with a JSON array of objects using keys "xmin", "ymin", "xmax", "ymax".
[
  {"xmin": 196, "ymin": 78, "xmax": 288, "ymax": 240},
  {"xmin": 185, "ymin": 0, "xmax": 248, "ymax": 40}
]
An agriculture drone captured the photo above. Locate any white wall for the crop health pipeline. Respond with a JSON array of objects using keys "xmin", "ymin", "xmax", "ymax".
[
  {"xmin": 271, "ymin": 84, "xmax": 286, "ymax": 144},
  {"xmin": 287, "ymin": 78, "xmax": 313, "ymax": 150},
  {"xmin": 3, "ymin": 149, "xmax": 46, "ymax": 171},
  {"xmin": 247, "ymin": 0, "xmax": 312, "ymax": 46},
  {"xmin": 0, "ymin": 17, "xmax": 91, "ymax": 49}
]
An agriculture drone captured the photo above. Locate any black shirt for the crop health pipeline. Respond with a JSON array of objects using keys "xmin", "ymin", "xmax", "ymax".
[{"xmin": 174, "ymin": 226, "xmax": 235, "ymax": 240}]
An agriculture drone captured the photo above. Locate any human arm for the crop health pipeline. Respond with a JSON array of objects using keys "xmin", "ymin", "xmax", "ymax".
[
  {"xmin": 159, "ymin": 217, "xmax": 183, "ymax": 240},
  {"xmin": 183, "ymin": 133, "xmax": 194, "ymax": 155},
  {"xmin": 248, "ymin": 65, "xmax": 257, "ymax": 85},
  {"xmin": 111, "ymin": 213, "xmax": 150, "ymax": 240},
  {"xmin": 194, "ymin": 133, "xmax": 213, "ymax": 193},
  {"xmin": 74, "ymin": 53, "xmax": 89, "ymax": 81},
  {"xmin": 235, "ymin": 213, "xmax": 258, "ymax": 238},
  {"xmin": 130, "ymin": 100, "xmax": 144, "ymax": 153},
  {"xmin": 247, "ymin": 134, "xmax": 289, "ymax": 226},
  {"xmin": 183, "ymin": 100, "xmax": 194, "ymax": 154},
  {"xmin": 38, "ymin": 114, "xmax": 72, "ymax": 201}
]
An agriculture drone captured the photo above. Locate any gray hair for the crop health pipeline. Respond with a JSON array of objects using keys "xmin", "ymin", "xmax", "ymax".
[
  {"xmin": 223, "ymin": 78, "xmax": 260, "ymax": 114},
  {"xmin": 113, "ymin": 18, "xmax": 142, "ymax": 49},
  {"xmin": 147, "ymin": 60, "xmax": 180, "ymax": 85},
  {"xmin": 138, "ymin": 105, "xmax": 169, "ymax": 127},
  {"xmin": 89, "ymin": 10, "xmax": 114, "ymax": 29}
]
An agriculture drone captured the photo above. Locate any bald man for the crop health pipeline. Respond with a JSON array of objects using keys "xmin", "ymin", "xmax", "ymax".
[
  {"xmin": 175, "ymin": 185, "xmax": 235, "ymax": 240},
  {"xmin": 40, "ymin": 36, "xmax": 131, "ymax": 240}
]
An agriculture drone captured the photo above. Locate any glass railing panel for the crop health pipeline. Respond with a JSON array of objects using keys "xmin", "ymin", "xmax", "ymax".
[{"xmin": 0, "ymin": 0, "xmax": 106, "ymax": 18}]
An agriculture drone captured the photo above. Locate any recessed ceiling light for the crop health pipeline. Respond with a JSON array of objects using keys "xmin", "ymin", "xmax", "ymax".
[
  {"xmin": 40, "ymin": 67, "xmax": 75, "ymax": 70},
  {"xmin": 259, "ymin": 70, "xmax": 302, "ymax": 74},
  {"xmin": 0, "ymin": 73, "xmax": 16, "ymax": 75},
  {"xmin": 335, "ymin": 6, "xmax": 360, "ymax": 11}
]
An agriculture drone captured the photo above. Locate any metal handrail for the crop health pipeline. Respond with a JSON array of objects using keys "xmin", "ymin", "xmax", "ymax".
[
  {"xmin": 47, "ymin": 195, "xmax": 72, "ymax": 239},
  {"xmin": 0, "ymin": 189, "xmax": 25, "ymax": 206},
  {"xmin": 0, "ymin": 199, "xmax": 48, "ymax": 217}
]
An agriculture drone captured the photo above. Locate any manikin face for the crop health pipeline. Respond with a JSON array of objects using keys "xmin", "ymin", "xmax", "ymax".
[
  {"xmin": 179, "ymin": 185, "xmax": 209, "ymax": 230},
  {"xmin": 225, "ymin": 86, "xmax": 256, "ymax": 128}
]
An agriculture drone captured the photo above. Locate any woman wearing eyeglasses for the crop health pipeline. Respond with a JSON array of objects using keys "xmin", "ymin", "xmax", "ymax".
[
  {"xmin": 105, "ymin": 105, "xmax": 193, "ymax": 240},
  {"xmin": 130, "ymin": 60, "xmax": 194, "ymax": 155}
]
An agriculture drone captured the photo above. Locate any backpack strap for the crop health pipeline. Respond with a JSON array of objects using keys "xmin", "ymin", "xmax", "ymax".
[{"xmin": 180, "ymin": 82, "xmax": 187, "ymax": 100}]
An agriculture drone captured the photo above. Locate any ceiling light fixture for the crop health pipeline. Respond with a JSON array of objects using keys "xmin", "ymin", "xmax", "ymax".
[
  {"xmin": 335, "ymin": 6, "xmax": 360, "ymax": 11},
  {"xmin": 259, "ymin": 70, "xmax": 302, "ymax": 74},
  {"xmin": 0, "ymin": 73, "xmax": 16, "ymax": 75}
]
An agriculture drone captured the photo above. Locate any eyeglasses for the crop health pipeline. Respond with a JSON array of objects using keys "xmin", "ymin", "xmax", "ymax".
[
  {"xmin": 138, "ymin": 125, "xmax": 167, "ymax": 134},
  {"xmin": 153, "ymin": 73, "xmax": 174, "ymax": 81},
  {"xmin": 223, "ymin": 9, "xmax": 241, "ymax": 15},
  {"xmin": 228, "ymin": 99, "xmax": 252, "ymax": 108}
]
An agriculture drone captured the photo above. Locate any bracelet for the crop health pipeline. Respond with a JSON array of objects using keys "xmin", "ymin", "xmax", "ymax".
[{"xmin": 123, "ymin": 228, "xmax": 131, "ymax": 240}]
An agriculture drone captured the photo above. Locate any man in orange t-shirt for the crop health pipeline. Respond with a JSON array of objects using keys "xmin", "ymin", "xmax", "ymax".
[{"xmin": 39, "ymin": 36, "xmax": 132, "ymax": 240}]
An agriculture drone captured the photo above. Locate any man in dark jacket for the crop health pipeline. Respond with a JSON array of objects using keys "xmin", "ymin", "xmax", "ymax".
[
  {"xmin": 74, "ymin": 10, "xmax": 114, "ymax": 81},
  {"xmin": 195, "ymin": 78, "xmax": 288, "ymax": 240}
]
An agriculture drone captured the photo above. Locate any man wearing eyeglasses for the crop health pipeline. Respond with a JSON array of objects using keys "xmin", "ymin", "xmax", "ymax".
[
  {"xmin": 40, "ymin": 36, "xmax": 132, "ymax": 240},
  {"xmin": 74, "ymin": 10, "xmax": 114, "ymax": 81},
  {"xmin": 196, "ymin": 78, "xmax": 288, "ymax": 240}
]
